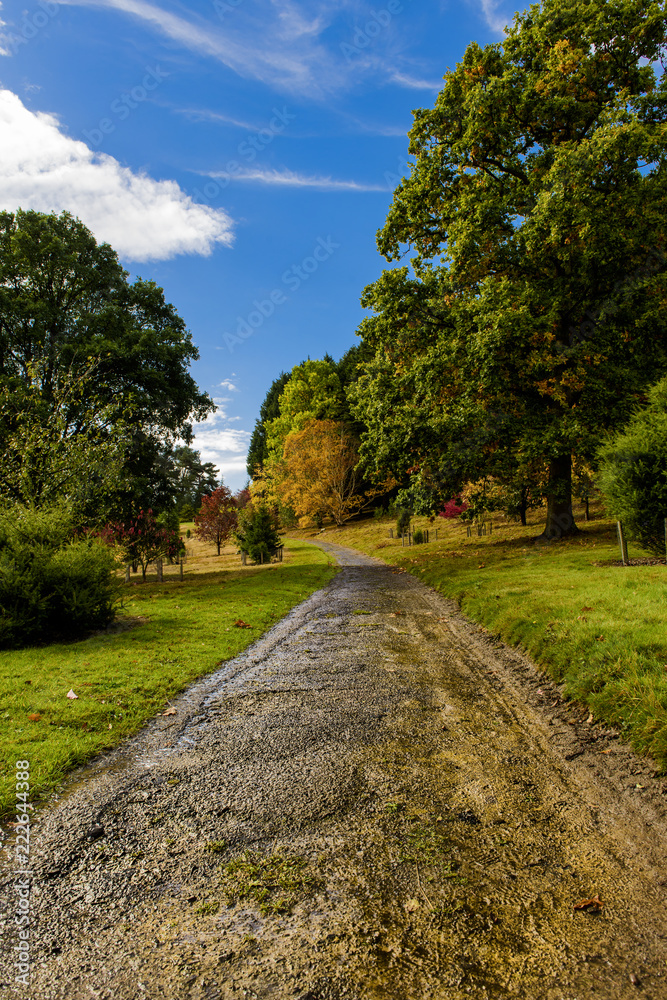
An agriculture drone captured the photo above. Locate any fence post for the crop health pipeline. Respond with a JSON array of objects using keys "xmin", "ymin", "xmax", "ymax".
[
  {"xmin": 435, "ymin": 528, "xmax": 439, "ymax": 540},
  {"xmin": 617, "ymin": 521, "xmax": 629, "ymax": 566},
  {"xmin": 156, "ymin": 558, "xmax": 163, "ymax": 583},
  {"xmin": 179, "ymin": 557, "xmax": 184, "ymax": 581},
  {"xmin": 389, "ymin": 528, "xmax": 394, "ymax": 538}
]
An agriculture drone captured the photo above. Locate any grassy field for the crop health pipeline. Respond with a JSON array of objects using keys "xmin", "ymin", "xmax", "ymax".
[
  {"xmin": 0, "ymin": 535, "xmax": 336, "ymax": 818},
  {"xmin": 294, "ymin": 505, "xmax": 667, "ymax": 771}
]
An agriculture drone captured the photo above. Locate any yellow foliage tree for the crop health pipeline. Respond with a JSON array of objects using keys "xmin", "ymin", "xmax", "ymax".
[{"xmin": 272, "ymin": 419, "xmax": 392, "ymax": 527}]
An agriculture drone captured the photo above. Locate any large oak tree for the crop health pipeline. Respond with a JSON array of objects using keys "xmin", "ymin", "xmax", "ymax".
[{"xmin": 353, "ymin": 0, "xmax": 667, "ymax": 538}]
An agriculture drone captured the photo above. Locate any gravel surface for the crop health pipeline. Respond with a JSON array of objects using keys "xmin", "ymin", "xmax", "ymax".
[{"xmin": 2, "ymin": 541, "xmax": 667, "ymax": 999}]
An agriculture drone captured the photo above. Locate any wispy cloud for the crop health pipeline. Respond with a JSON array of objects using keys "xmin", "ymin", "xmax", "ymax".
[
  {"xmin": 57, "ymin": 0, "xmax": 353, "ymax": 97},
  {"xmin": 0, "ymin": 1, "xmax": 10, "ymax": 56},
  {"xmin": 477, "ymin": 0, "xmax": 511, "ymax": 35},
  {"xmin": 207, "ymin": 165, "xmax": 387, "ymax": 192},
  {"xmin": 175, "ymin": 107, "xmax": 260, "ymax": 130},
  {"xmin": 391, "ymin": 71, "xmax": 443, "ymax": 91},
  {"xmin": 0, "ymin": 89, "xmax": 234, "ymax": 261}
]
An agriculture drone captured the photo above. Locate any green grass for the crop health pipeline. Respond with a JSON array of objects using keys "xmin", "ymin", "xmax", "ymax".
[
  {"xmin": 0, "ymin": 539, "xmax": 336, "ymax": 818},
  {"xmin": 296, "ymin": 508, "xmax": 667, "ymax": 771}
]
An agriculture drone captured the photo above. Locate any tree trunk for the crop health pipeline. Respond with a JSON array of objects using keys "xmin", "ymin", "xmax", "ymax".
[
  {"xmin": 539, "ymin": 454, "xmax": 579, "ymax": 540},
  {"xmin": 519, "ymin": 486, "xmax": 528, "ymax": 527}
]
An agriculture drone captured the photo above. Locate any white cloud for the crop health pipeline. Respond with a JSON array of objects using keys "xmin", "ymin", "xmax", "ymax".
[
  {"xmin": 219, "ymin": 379, "xmax": 239, "ymax": 392},
  {"xmin": 208, "ymin": 165, "xmax": 387, "ymax": 192},
  {"xmin": 0, "ymin": 3, "xmax": 8, "ymax": 58},
  {"xmin": 391, "ymin": 72, "xmax": 443, "ymax": 91},
  {"xmin": 192, "ymin": 405, "xmax": 250, "ymax": 485},
  {"xmin": 0, "ymin": 89, "xmax": 234, "ymax": 261},
  {"xmin": 57, "ymin": 0, "xmax": 353, "ymax": 97},
  {"xmin": 176, "ymin": 107, "xmax": 260, "ymax": 130},
  {"xmin": 477, "ymin": 0, "xmax": 511, "ymax": 34}
]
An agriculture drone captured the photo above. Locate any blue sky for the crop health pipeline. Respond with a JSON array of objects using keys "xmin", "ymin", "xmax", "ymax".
[{"xmin": 0, "ymin": 0, "xmax": 514, "ymax": 489}]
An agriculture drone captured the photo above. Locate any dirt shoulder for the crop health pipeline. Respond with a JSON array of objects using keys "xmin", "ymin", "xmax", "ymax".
[{"xmin": 2, "ymin": 542, "xmax": 667, "ymax": 999}]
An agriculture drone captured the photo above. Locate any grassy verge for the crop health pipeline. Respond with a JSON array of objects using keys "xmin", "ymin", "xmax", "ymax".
[
  {"xmin": 295, "ymin": 507, "xmax": 667, "ymax": 771},
  {"xmin": 0, "ymin": 537, "xmax": 336, "ymax": 818}
]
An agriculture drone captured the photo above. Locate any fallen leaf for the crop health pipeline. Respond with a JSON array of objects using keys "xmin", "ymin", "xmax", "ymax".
[
  {"xmin": 581, "ymin": 606, "xmax": 594, "ymax": 612},
  {"xmin": 66, "ymin": 689, "xmax": 78, "ymax": 700},
  {"xmin": 586, "ymin": 712, "xmax": 594, "ymax": 724},
  {"xmin": 635, "ymin": 783, "xmax": 645, "ymax": 790},
  {"xmin": 573, "ymin": 894, "xmax": 603, "ymax": 912},
  {"xmin": 405, "ymin": 898, "xmax": 420, "ymax": 913},
  {"xmin": 233, "ymin": 619, "xmax": 253, "ymax": 628},
  {"xmin": 27, "ymin": 713, "xmax": 40, "ymax": 722},
  {"xmin": 601, "ymin": 748, "xmax": 613, "ymax": 755},
  {"xmin": 596, "ymin": 636, "xmax": 605, "ymax": 642},
  {"xmin": 162, "ymin": 707, "xmax": 177, "ymax": 716},
  {"xmin": 24, "ymin": 680, "xmax": 31, "ymax": 685},
  {"xmin": 629, "ymin": 973, "xmax": 640, "ymax": 986},
  {"xmin": 478, "ymin": 563, "xmax": 485, "ymax": 569}
]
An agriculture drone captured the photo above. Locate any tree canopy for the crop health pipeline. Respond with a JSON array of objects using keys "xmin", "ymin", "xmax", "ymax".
[
  {"xmin": 0, "ymin": 209, "xmax": 215, "ymax": 520},
  {"xmin": 351, "ymin": 0, "xmax": 667, "ymax": 538},
  {"xmin": 246, "ymin": 371, "xmax": 291, "ymax": 479}
]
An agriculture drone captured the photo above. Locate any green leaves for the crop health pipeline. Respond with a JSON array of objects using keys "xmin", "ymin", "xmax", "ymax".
[
  {"xmin": 354, "ymin": 0, "xmax": 667, "ymax": 535},
  {"xmin": 0, "ymin": 210, "xmax": 215, "ymax": 518}
]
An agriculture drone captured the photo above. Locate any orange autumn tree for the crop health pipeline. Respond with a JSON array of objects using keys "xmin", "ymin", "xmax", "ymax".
[{"xmin": 275, "ymin": 418, "xmax": 392, "ymax": 527}]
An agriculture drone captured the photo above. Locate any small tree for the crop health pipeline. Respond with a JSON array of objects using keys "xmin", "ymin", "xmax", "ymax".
[
  {"xmin": 599, "ymin": 378, "xmax": 667, "ymax": 557},
  {"xmin": 194, "ymin": 486, "xmax": 238, "ymax": 555},
  {"xmin": 103, "ymin": 508, "xmax": 182, "ymax": 581},
  {"xmin": 396, "ymin": 507, "xmax": 412, "ymax": 536},
  {"xmin": 275, "ymin": 419, "xmax": 393, "ymax": 527},
  {"xmin": 235, "ymin": 502, "xmax": 281, "ymax": 564}
]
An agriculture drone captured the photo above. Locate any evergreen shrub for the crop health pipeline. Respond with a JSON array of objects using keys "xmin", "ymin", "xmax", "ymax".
[{"xmin": 0, "ymin": 506, "xmax": 118, "ymax": 648}]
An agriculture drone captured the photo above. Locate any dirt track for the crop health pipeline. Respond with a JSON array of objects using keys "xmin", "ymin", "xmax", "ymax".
[{"xmin": 2, "ymin": 541, "xmax": 667, "ymax": 999}]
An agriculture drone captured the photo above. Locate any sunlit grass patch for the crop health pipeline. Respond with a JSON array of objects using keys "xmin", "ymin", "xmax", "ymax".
[{"xmin": 0, "ymin": 539, "xmax": 336, "ymax": 818}]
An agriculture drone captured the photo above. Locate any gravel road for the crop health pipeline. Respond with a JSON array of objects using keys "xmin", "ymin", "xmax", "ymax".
[{"xmin": 2, "ymin": 541, "xmax": 667, "ymax": 1000}]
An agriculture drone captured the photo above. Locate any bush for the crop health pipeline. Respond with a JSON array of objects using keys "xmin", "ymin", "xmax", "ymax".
[
  {"xmin": 0, "ymin": 506, "xmax": 118, "ymax": 648},
  {"xmin": 598, "ymin": 377, "xmax": 667, "ymax": 557},
  {"xmin": 236, "ymin": 503, "xmax": 281, "ymax": 563}
]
